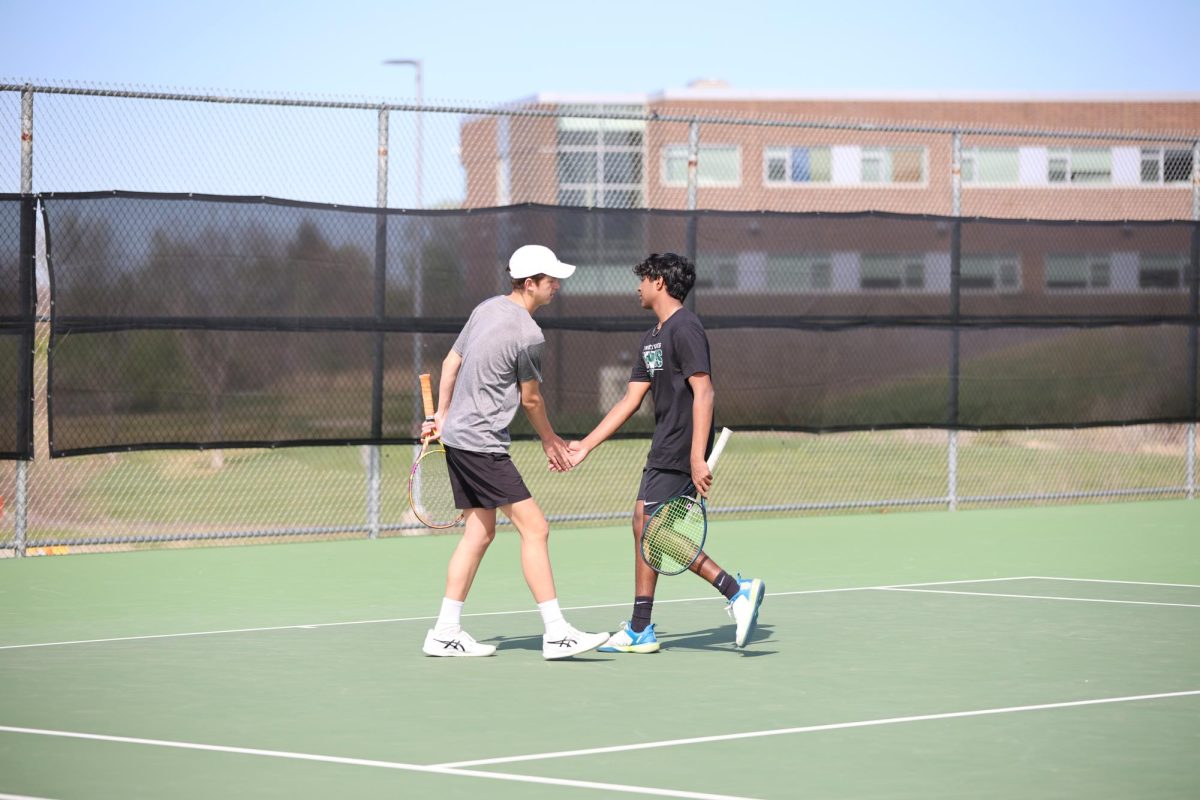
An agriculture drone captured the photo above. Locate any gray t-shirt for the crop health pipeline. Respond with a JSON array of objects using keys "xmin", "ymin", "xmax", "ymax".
[{"xmin": 440, "ymin": 295, "xmax": 545, "ymax": 453}]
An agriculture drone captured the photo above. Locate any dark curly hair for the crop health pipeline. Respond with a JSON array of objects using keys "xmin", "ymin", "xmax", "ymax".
[{"xmin": 633, "ymin": 252, "xmax": 695, "ymax": 301}]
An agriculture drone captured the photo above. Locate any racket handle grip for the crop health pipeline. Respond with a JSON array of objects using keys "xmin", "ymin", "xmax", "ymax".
[
  {"xmin": 706, "ymin": 427, "xmax": 733, "ymax": 471},
  {"xmin": 419, "ymin": 373, "xmax": 436, "ymax": 420}
]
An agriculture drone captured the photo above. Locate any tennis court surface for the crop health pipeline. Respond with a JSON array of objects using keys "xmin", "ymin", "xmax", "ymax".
[{"xmin": 2, "ymin": 500, "xmax": 1198, "ymax": 799}]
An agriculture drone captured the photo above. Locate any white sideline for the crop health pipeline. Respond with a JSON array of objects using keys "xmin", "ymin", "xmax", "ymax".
[
  {"xmin": 879, "ymin": 587, "xmax": 1200, "ymax": 609},
  {"xmin": 0, "ymin": 724, "xmax": 755, "ymax": 800},
  {"xmin": 434, "ymin": 690, "xmax": 1200, "ymax": 768},
  {"xmin": 1027, "ymin": 576, "xmax": 1200, "ymax": 589},
  {"xmin": 0, "ymin": 577, "xmax": 1031, "ymax": 651}
]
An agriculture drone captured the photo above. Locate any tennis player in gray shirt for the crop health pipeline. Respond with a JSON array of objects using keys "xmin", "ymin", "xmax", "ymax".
[{"xmin": 420, "ymin": 245, "xmax": 609, "ymax": 659}]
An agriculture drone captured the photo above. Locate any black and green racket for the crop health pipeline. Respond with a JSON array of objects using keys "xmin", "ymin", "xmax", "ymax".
[{"xmin": 640, "ymin": 427, "xmax": 732, "ymax": 576}]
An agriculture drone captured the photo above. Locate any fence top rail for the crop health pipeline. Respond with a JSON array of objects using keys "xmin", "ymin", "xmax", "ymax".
[{"xmin": 2, "ymin": 81, "xmax": 1198, "ymax": 144}]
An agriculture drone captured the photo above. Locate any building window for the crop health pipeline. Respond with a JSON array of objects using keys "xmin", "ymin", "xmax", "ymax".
[
  {"xmin": 763, "ymin": 147, "xmax": 833, "ymax": 185},
  {"xmin": 766, "ymin": 254, "xmax": 833, "ymax": 291},
  {"xmin": 962, "ymin": 148, "xmax": 1019, "ymax": 185},
  {"xmin": 1045, "ymin": 255, "xmax": 1111, "ymax": 290},
  {"xmin": 861, "ymin": 255, "xmax": 926, "ymax": 290},
  {"xmin": 556, "ymin": 108, "xmax": 645, "ymax": 209},
  {"xmin": 1138, "ymin": 254, "xmax": 1188, "ymax": 290},
  {"xmin": 961, "ymin": 255, "xmax": 1021, "ymax": 292},
  {"xmin": 694, "ymin": 253, "xmax": 740, "ymax": 290},
  {"xmin": 1140, "ymin": 147, "xmax": 1194, "ymax": 184},
  {"xmin": 1048, "ymin": 148, "xmax": 1112, "ymax": 184},
  {"xmin": 663, "ymin": 145, "xmax": 741, "ymax": 187},
  {"xmin": 861, "ymin": 147, "xmax": 925, "ymax": 184}
]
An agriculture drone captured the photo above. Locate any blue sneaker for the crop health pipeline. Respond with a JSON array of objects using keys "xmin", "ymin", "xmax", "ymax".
[
  {"xmin": 727, "ymin": 576, "xmax": 765, "ymax": 647},
  {"xmin": 597, "ymin": 621, "xmax": 660, "ymax": 654}
]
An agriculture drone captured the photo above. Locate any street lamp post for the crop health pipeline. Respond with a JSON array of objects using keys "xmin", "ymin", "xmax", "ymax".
[
  {"xmin": 383, "ymin": 59, "xmax": 423, "ymax": 209},
  {"xmin": 384, "ymin": 59, "xmax": 426, "ymax": 528}
]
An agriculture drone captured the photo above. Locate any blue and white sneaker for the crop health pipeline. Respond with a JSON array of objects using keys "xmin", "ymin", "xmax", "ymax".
[
  {"xmin": 597, "ymin": 621, "xmax": 660, "ymax": 654},
  {"xmin": 726, "ymin": 576, "xmax": 765, "ymax": 647}
]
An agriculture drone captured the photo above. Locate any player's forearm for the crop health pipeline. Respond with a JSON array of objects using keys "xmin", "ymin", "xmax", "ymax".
[
  {"xmin": 437, "ymin": 351, "xmax": 462, "ymax": 416},
  {"xmin": 581, "ymin": 394, "xmax": 641, "ymax": 451},
  {"xmin": 521, "ymin": 391, "xmax": 558, "ymax": 441},
  {"xmin": 690, "ymin": 381, "xmax": 714, "ymax": 464}
]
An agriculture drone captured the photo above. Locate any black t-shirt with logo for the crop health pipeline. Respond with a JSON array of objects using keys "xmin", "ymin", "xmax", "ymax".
[{"xmin": 629, "ymin": 307, "xmax": 716, "ymax": 471}]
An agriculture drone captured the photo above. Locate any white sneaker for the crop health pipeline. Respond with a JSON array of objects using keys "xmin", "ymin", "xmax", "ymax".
[
  {"xmin": 422, "ymin": 628, "xmax": 497, "ymax": 657},
  {"xmin": 726, "ymin": 576, "xmax": 766, "ymax": 648},
  {"xmin": 542, "ymin": 625, "xmax": 610, "ymax": 660}
]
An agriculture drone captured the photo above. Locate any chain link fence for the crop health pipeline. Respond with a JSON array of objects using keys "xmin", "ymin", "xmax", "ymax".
[{"xmin": 1, "ymin": 81, "xmax": 1197, "ymax": 556}]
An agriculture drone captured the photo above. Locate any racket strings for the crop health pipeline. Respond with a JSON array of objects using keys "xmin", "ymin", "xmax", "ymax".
[
  {"xmin": 642, "ymin": 497, "xmax": 705, "ymax": 574},
  {"xmin": 410, "ymin": 449, "xmax": 461, "ymax": 527}
]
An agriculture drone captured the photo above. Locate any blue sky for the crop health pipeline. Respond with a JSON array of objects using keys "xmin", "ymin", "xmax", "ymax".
[{"xmin": 2, "ymin": 0, "xmax": 1198, "ymax": 102}]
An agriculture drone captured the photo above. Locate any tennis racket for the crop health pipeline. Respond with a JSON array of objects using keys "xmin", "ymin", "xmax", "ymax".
[
  {"xmin": 640, "ymin": 427, "xmax": 733, "ymax": 576},
  {"xmin": 407, "ymin": 373, "xmax": 463, "ymax": 529}
]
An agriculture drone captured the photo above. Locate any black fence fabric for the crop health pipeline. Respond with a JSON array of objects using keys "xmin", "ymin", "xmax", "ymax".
[
  {"xmin": 42, "ymin": 192, "xmax": 1200, "ymax": 457},
  {"xmin": 0, "ymin": 196, "xmax": 34, "ymax": 460}
]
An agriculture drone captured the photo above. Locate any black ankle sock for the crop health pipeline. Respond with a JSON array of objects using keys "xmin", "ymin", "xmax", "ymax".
[
  {"xmin": 630, "ymin": 596, "xmax": 654, "ymax": 632},
  {"xmin": 712, "ymin": 570, "xmax": 740, "ymax": 601}
]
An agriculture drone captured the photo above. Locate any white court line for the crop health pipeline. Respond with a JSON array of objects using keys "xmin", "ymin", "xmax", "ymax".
[
  {"xmin": 879, "ymin": 587, "xmax": 1200, "ymax": 609},
  {"xmin": 434, "ymin": 690, "xmax": 1200, "ymax": 769},
  {"xmin": 0, "ymin": 793, "xmax": 60, "ymax": 800},
  {"xmin": 0, "ymin": 577, "xmax": 1031, "ymax": 652},
  {"xmin": 1028, "ymin": 576, "xmax": 1200, "ymax": 590},
  {"xmin": 0, "ymin": 725, "xmax": 755, "ymax": 800}
]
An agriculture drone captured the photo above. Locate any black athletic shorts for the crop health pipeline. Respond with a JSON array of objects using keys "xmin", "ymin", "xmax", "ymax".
[
  {"xmin": 444, "ymin": 445, "xmax": 533, "ymax": 510},
  {"xmin": 637, "ymin": 467, "xmax": 693, "ymax": 519}
]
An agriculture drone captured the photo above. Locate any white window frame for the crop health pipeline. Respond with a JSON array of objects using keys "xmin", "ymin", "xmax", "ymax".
[
  {"xmin": 961, "ymin": 148, "xmax": 1021, "ymax": 187},
  {"xmin": 960, "ymin": 254, "xmax": 1022, "ymax": 293},
  {"xmin": 859, "ymin": 146, "xmax": 928, "ymax": 186},
  {"xmin": 762, "ymin": 146, "xmax": 835, "ymax": 187},
  {"xmin": 859, "ymin": 254, "xmax": 931, "ymax": 293},
  {"xmin": 662, "ymin": 144, "xmax": 742, "ymax": 188},
  {"xmin": 1044, "ymin": 254, "xmax": 1114, "ymax": 293},
  {"xmin": 1137, "ymin": 253, "xmax": 1190, "ymax": 291},
  {"xmin": 556, "ymin": 110, "xmax": 645, "ymax": 209},
  {"xmin": 1139, "ymin": 147, "xmax": 1195, "ymax": 186},
  {"xmin": 1046, "ymin": 147, "xmax": 1113, "ymax": 185}
]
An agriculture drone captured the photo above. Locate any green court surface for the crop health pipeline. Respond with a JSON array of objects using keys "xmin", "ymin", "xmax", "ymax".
[{"xmin": 1, "ymin": 501, "xmax": 1198, "ymax": 799}]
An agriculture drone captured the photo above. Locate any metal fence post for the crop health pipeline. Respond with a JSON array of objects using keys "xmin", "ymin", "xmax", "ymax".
[
  {"xmin": 948, "ymin": 131, "xmax": 963, "ymax": 511},
  {"xmin": 684, "ymin": 119, "xmax": 700, "ymax": 313},
  {"xmin": 13, "ymin": 85, "xmax": 34, "ymax": 556},
  {"xmin": 366, "ymin": 106, "xmax": 388, "ymax": 539},
  {"xmin": 1187, "ymin": 139, "xmax": 1199, "ymax": 500}
]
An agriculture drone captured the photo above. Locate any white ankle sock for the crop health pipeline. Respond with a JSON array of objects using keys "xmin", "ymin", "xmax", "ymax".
[
  {"xmin": 435, "ymin": 597, "xmax": 464, "ymax": 634},
  {"xmin": 537, "ymin": 598, "xmax": 568, "ymax": 636}
]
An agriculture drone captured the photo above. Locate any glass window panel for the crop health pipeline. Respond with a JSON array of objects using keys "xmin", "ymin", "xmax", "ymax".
[
  {"xmin": 601, "ymin": 189, "xmax": 643, "ymax": 209},
  {"xmin": 790, "ymin": 147, "xmax": 812, "ymax": 182},
  {"xmin": 766, "ymin": 156, "xmax": 787, "ymax": 183},
  {"xmin": 975, "ymin": 149, "xmax": 1019, "ymax": 183},
  {"xmin": 1089, "ymin": 260, "xmax": 1110, "ymax": 287},
  {"xmin": 962, "ymin": 155, "xmax": 977, "ymax": 183},
  {"xmin": 1164, "ymin": 149, "xmax": 1192, "ymax": 183},
  {"xmin": 557, "ymin": 189, "xmax": 588, "ymax": 207},
  {"xmin": 663, "ymin": 146, "xmax": 688, "ymax": 184},
  {"xmin": 891, "ymin": 148, "xmax": 924, "ymax": 183},
  {"xmin": 558, "ymin": 151, "xmax": 598, "ymax": 183},
  {"xmin": 1141, "ymin": 150, "xmax": 1161, "ymax": 183},
  {"xmin": 699, "ymin": 146, "xmax": 739, "ymax": 185},
  {"xmin": 557, "ymin": 129, "xmax": 598, "ymax": 146},
  {"xmin": 1139, "ymin": 255, "xmax": 1185, "ymax": 289},
  {"xmin": 862, "ymin": 150, "xmax": 884, "ymax": 183},
  {"xmin": 1046, "ymin": 256, "xmax": 1089, "ymax": 289},
  {"xmin": 1070, "ymin": 148, "xmax": 1111, "ymax": 183},
  {"xmin": 810, "ymin": 148, "xmax": 832, "ymax": 182},
  {"xmin": 603, "ymin": 151, "xmax": 642, "ymax": 184},
  {"xmin": 861, "ymin": 256, "xmax": 902, "ymax": 289},
  {"xmin": 603, "ymin": 130, "xmax": 643, "ymax": 147}
]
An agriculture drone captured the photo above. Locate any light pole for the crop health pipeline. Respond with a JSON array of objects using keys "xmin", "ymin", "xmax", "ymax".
[
  {"xmin": 382, "ymin": 58, "xmax": 423, "ymax": 209},
  {"xmin": 384, "ymin": 59, "xmax": 426, "ymax": 526}
]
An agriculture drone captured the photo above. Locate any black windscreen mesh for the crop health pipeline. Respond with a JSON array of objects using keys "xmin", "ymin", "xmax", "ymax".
[
  {"xmin": 0, "ymin": 196, "xmax": 33, "ymax": 460},
  {"xmin": 43, "ymin": 193, "xmax": 1199, "ymax": 456}
]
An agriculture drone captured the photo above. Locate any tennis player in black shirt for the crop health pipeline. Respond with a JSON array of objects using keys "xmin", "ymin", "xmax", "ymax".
[{"xmin": 568, "ymin": 252, "xmax": 765, "ymax": 652}]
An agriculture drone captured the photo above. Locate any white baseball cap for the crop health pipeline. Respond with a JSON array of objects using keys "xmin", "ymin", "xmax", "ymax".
[{"xmin": 509, "ymin": 244, "xmax": 576, "ymax": 280}]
